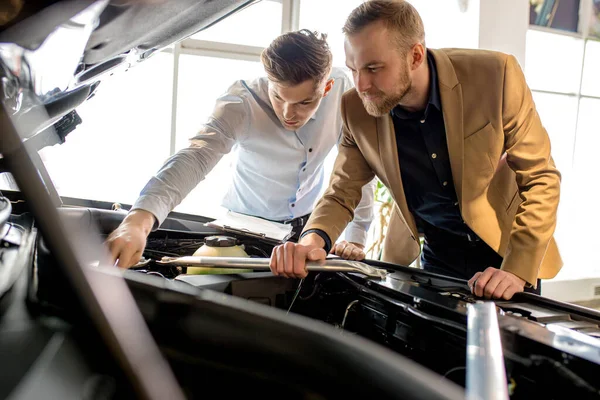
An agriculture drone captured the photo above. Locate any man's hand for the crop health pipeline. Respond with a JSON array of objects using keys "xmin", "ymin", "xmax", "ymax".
[
  {"xmin": 105, "ymin": 209, "xmax": 156, "ymax": 269},
  {"xmin": 330, "ymin": 240, "xmax": 365, "ymax": 261},
  {"xmin": 468, "ymin": 267, "xmax": 527, "ymax": 300},
  {"xmin": 269, "ymin": 233, "xmax": 327, "ymax": 279}
]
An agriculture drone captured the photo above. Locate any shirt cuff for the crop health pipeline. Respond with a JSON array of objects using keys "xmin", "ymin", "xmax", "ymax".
[
  {"xmin": 300, "ymin": 229, "xmax": 332, "ymax": 253},
  {"xmin": 341, "ymin": 223, "xmax": 368, "ymax": 246},
  {"xmin": 130, "ymin": 195, "xmax": 169, "ymax": 231}
]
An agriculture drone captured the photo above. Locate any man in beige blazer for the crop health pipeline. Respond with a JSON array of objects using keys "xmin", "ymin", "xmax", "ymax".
[{"xmin": 269, "ymin": 0, "xmax": 562, "ymax": 300}]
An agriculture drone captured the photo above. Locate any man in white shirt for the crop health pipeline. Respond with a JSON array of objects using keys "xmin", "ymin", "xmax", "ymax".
[{"xmin": 106, "ymin": 29, "xmax": 376, "ymax": 268}]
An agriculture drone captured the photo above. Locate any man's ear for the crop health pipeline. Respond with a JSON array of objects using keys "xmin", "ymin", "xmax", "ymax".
[
  {"xmin": 322, "ymin": 78, "xmax": 335, "ymax": 97},
  {"xmin": 410, "ymin": 43, "xmax": 426, "ymax": 71}
]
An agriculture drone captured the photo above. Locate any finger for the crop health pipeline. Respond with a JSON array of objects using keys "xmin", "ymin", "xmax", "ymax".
[
  {"xmin": 483, "ymin": 271, "xmax": 504, "ymax": 299},
  {"xmin": 468, "ymin": 272, "xmax": 482, "ymax": 290},
  {"xmin": 283, "ymin": 242, "xmax": 295, "ymax": 278},
  {"xmin": 355, "ymin": 247, "xmax": 366, "ymax": 260},
  {"xmin": 269, "ymin": 247, "xmax": 278, "ymax": 275},
  {"xmin": 108, "ymin": 240, "xmax": 122, "ymax": 265},
  {"xmin": 333, "ymin": 242, "xmax": 347, "ymax": 257},
  {"xmin": 123, "ymin": 249, "xmax": 141, "ymax": 269},
  {"xmin": 331, "ymin": 243, "xmax": 341, "ymax": 256},
  {"xmin": 501, "ymin": 285, "xmax": 520, "ymax": 301},
  {"xmin": 348, "ymin": 247, "xmax": 363, "ymax": 261},
  {"xmin": 116, "ymin": 246, "xmax": 135, "ymax": 269},
  {"xmin": 293, "ymin": 246, "xmax": 309, "ymax": 279},
  {"xmin": 307, "ymin": 247, "xmax": 327, "ymax": 261},
  {"xmin": 474, "ymin": 268, "xmax": 495, "ymax": 297},
  {"xmin": 341, "ymin": 245, "xmax": 354, "ymax": 259},
  {"xmin": 332, "ymin": 241, "xmax": 347, "ymax": 255},
  {"xmin": 492, "ymin": 279, "xmax": 511, "ymax": 300},
  {"xmin": 276, "ymin": 246, "xmax": 285, "ymax": 277},
  {"xmin": 128, "ymin": 250, "xmax": 143, "ymax": 268}
]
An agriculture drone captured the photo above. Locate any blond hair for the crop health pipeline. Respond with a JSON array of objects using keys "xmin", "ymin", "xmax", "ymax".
[
  {"xmin": 261, "ymin": 29, "xmax": 332, "ymax": 86},
  {"xmin": 343, "ymin": 0, "xmax": 425, "ymax": 54}
]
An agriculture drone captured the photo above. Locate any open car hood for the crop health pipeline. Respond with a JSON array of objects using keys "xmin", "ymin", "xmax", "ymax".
[{"xmin": 0, "ymin": 0, "xmax": 257, "ymax": 145}]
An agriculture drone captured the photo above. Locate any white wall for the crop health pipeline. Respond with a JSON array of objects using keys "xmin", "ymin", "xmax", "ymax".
[
  {"xmin": 478, "ymin": 0, "xmax": 529, "ymax": 65},
  {"xmin": 410, "ymin": 0, "xmax": 480, "ymax": 50}
]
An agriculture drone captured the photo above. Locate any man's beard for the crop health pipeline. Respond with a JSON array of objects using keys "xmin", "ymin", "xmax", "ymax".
[{"xmin": 360, "ymin": 71, "xmax": 412, "ymax": 117}]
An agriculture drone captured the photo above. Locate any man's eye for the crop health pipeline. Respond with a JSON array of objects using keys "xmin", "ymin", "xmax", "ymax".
[{"xmin": 368, "ymin": 67, "xmax": 379, "ymax": 73}]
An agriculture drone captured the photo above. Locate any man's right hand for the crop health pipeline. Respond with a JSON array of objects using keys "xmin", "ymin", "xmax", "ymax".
[
  {"xmin": 269, "ymin": 233, "xmax": 327, "ymax": 278},
  {"xmin": 105, "ymin": 209, "xmax": 156, "ymax": 269}
]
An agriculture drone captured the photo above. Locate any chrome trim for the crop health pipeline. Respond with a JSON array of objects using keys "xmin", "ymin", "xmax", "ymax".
[
  {"xmin": 157, "ymin": 256, "xmax": 389, "ymax": 279},
  {"xmin": 466, "ymin": 301, "xmax": 509, "ymax": 400}
]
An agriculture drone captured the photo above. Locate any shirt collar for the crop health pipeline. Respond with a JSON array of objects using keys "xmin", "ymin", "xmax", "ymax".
[{"xmin": 391, "ymin": 49, "xmax": 441, "ymax": 120}]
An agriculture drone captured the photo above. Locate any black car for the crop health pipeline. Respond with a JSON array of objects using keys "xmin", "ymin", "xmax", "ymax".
[{"xmin": 1, "ymin": 2, "xmax": 600, "ymax": 399}]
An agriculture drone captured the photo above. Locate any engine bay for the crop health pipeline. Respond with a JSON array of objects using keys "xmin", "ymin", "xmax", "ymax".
[{"xmin": 3, "ymin": 190, "xmax": 600, "ymax": 399}]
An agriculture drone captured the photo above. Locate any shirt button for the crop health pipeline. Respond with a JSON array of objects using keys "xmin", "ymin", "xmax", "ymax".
[
  {"xmin": 442, "ymin": 181, "xmax": 448, "ymax": 186},
  {"xmin": 454, "ymin": 202, "xmax": 459, "ymax": 206},
  {"xmin": 308, "ymin": 148, "xmax": 313, "ymax": 153},
  {"xmin": 431, "ymin": 153, "xmax": 437, "ymax": 159},
  {"xmin": 302, "ymin": 168, "xmax": 306, "ymax": 172},
  {"xmin": 420, "ymin": 119, "xmax": 425, "ymax": 124},
  {"xmin": 291, "ymin": 204, "xmax": 295, "ymax": 207}
]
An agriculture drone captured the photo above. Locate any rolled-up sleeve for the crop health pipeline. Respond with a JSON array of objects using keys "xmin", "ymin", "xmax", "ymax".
[{"xmin": 341, "ymin": 177, "xmax": 376, "ymax": 245}]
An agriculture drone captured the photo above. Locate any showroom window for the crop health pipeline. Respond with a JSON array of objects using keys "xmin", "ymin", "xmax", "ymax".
[
  {"xmin": 525, "ymin": 0, "xmax": 600, "ymax": 279},
  {"xmin": 37, "ymin": 51, "xmax": 174, "ymax": 205}
]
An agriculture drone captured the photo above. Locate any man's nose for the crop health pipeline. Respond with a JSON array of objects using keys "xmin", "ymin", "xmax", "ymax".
[
  {"xmin": 283, "ymin": 104, "xmax": 295, "ymax": 119},
  {"xmin": 356, "ymin": 72, "xmax": 371, "ymax": 93}
]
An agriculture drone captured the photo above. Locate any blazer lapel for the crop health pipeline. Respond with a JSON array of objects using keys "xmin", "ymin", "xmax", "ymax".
[
  {"xmin": 440, "ymin": 85, "xmax": 464, "ymax": 206},
  {"xmin": 377, "ymin": 114, "xmax": 418, "ymax": 238},
  {"xmin": 431, "ymin": 49, "xmax": 464, "ymax": 207}
]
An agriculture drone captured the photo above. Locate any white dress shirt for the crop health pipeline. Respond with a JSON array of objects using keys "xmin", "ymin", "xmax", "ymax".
[{"xmin": 132, "ymin": 66, "xmax": 376, "ymax": 245}]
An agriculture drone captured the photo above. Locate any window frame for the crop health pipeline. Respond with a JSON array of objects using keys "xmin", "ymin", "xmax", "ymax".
[
  {"xmin": 160, "ymin": 0, "xmax": 301, "ymax": 157},
  {"xmin": 527, "ymin": 0, "xmax": 600, "ymax": 168}
]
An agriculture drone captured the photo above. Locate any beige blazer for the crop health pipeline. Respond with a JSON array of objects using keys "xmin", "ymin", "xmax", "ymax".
[{"xmin": 303, "ymin": 48, "xmax": 562, "ymax": 286}]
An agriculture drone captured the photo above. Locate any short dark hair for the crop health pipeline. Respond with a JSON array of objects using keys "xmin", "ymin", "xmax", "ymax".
[
  {"xmin": 343, "ymin": 0, "xmax": 425, "ymax": 54},
  {"xmin": 261, "ymin": 29, "xmax": 332, "ymax": 86}
]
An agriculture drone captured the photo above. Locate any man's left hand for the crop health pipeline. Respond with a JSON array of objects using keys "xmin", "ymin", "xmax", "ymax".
[
  {"xmin": 468, "ymin": 267, "xmax": 526, "ymax": 300},
  {"xmin": 330, "ymin": 240, "xmax": 365, "ymax": 261}
]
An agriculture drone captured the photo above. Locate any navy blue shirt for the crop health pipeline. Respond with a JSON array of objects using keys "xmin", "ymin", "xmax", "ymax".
[{"xmin": 391, "ymin": 51, "xmax": 474, "ymax": 238}]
